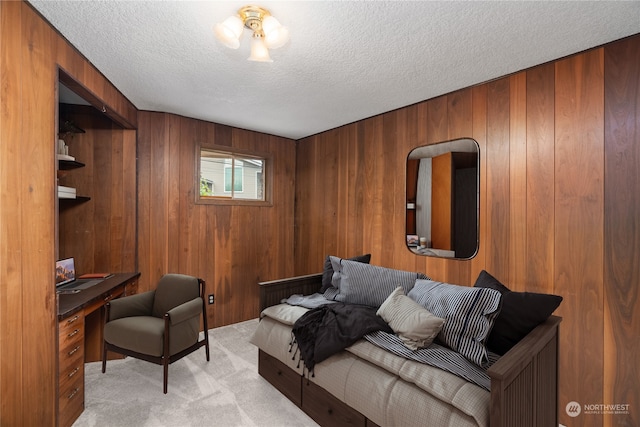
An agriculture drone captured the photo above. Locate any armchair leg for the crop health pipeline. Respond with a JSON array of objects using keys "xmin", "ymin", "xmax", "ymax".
[
  {"xmin": 102, "ymin": 342, "xmax": 108, "ymax": 373},
  {"xmin": 163, "ymin": 358, "xmax": 169, "ymax": 394}
]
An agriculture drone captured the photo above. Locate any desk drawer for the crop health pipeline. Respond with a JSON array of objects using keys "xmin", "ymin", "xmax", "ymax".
[
  {"xmin": 58, "ymin": 373, "xmax": 84, "ymax": 427},
  {"xmin": 59, "ymin": 313, "xmax": 84, "ymax": 348},
  {"xmin": 58, "ymin": 313, "xmax": 85, "ymax": 427},
  {"xmin": 59, "ymin": 340, "xmax": 84, "ymax": 392}
]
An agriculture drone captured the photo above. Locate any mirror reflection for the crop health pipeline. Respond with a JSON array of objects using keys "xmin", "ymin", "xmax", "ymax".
[{"xmin": 406, "ymin": 138, "xmax": 479, "ymax": 259}]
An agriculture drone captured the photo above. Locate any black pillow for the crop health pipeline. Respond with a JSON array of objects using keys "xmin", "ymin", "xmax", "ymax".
[
  {"xmin": 320, "ymin": 254, "xmax": 371, "ymax": 293},
  {"xmin": 474, "ymin": 270, "xmax": 562, "ymax": 355}
]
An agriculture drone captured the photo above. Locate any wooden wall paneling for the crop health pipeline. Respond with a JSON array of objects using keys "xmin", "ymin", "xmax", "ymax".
[
  {"xmin": 381, "ymin": 111, "xmax": 403, "ymax": 267},
  {"xmin": 107, "ymin": 128, "xmax": 123, "ymax": 271},
  {"xmin": 446, "ymin": 88, "xmax": 473, "ymax": 285},
  {"xmin": 393, "ymin": 106, "xmax": 420, "ymax": 273},
  {"xmin": 148, "ymin": 112, "xmax": 170, "ymax": 287},
  {"xmin": 424, "ymin": 95, "xmax": 449, "ymax": 280},
  {"xmin": 554, "ymin": 48, "xmax": 605, "ymax": 427},
  {"xmin": 525, "ymin": 63, "xmax": 555, "ymax": 294},
  {"xmin": 470, "ymin": 85, "xmax": 488, "ymax": 282},
  {"xmin": 136, "ymin": 112, "xmax": 152, "ymax": 293},
  {"xmin": 485, "ymin": 78, "xmax": 511, "ymax": 280},
  {"xmin": 120, "ymin": 129, "xmax": 137, "ymax": 272},
  {"xmin": 321, "ymin": 129, "xmax": 340, "ymax": 260},
  {"xmin": 409, "ymin": 102, "xmax": 431, "ymax": 275},
  {"xmin": 167, "ymin": 114, "xmax": 184, "ymax": 275},
  {"xmin": 350, "ymin": 124, "xmax": 366, "ymax": 259},
  {"xmin": 296, "ymin": 134, "xmax": 324, "ymax": 274},
  {"xmin": 508, "ymin": 73, "xmax": 527, "ymax": 290},
  {"xmin": 1, "ymin": 2, "xmax": 25, "ymax": 424},
  {"xmin": 20, "ymin": 3, "xmax": 57, "ymax": 425},
  {"xmin": 92, "ymin": 120, "xmax": 114, "ymax": 272},
  {"xmin": 604, "ymin": 35, "xmax": 640, "ymax": 427},
  {"xmin": 362, "ymin": 116, "xmax": 386, "ymax": 266},
  {"xmin": 193, "ymin": 121, "xmax": 215, "ymax": 325},
  {"xmin": 337, "ymin": 126, "xmax": 354, "ymax": 259}
]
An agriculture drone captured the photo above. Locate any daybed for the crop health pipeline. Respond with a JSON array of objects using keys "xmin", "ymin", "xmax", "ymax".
[{"xmin": 250, "ymin": 258, "xmax": 562, "ymax": 427}]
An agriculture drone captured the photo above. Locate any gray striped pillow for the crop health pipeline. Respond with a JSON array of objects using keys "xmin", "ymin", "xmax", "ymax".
[
  {"xmin": 326, "ymin": 256, "xmax": 421, "ymax": 308},
  {"xmin": 408, "ymin": 279, "xmax": 502, "ymax": 367}
]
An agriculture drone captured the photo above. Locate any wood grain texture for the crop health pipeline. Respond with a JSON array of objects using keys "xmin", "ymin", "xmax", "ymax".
[
  {"xmin": 431, "ymin": 152, "xmax": 453, "ymax": 250},
  {"xmin": 508, "ymin": 73, "xmax": 527, "ymax": 290},
  {"xmin": 18, "ymin": 4, "xmax": 57, "ymax": 426},
  {"xmin": 485, "ymin": 78, "xmax": 510, "ymax": 281},
  {"xmin": 1, "ymin": 3, "xmax": 140, "ymax": 425},
  {"xmin": 604, "ymin": 35, "xmax": 640, "ymax": 427},
  {"xmin": 525, "ymin": 63, "xmax": 555, "ymax": 295},
  {"xmin": 136, "ymin": 112, "xmax": 296, "ymax": 327},
  {"xmin": 294, "ymin": 34, "xmax": 640, "ymax": 427},
  {"xmin": 554, "ymin": 48, "xmax": 605, "ymax": 427},
  {"xmin": 1, "ymin": 2, "xmax": 26, "ymax": 424},
  {"xmin": 57, "ymin": 105, "xmax": 136, "ymax": 275}
]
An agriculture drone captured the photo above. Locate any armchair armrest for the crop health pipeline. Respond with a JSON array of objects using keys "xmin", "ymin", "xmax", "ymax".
[
  {"xmin": 167, "ymin": 297, "xmax": 203, "ymax": 326},
  {"xmin": 107, "ymin": 290, "xmax": 155, "ymax": 321}
]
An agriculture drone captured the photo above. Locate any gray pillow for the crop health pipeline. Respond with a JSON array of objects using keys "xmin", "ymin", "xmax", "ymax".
[
  {"xmin": 325, "ymin": 256, "xmax": 421, "ymax": 308},
  {"xmin": 408, "ymin": 279, "xmax": 502, "ymax": 367},
  {"xmin": 377, "ymin": 287, "xmax": 445, "ymax": 350},
  {"xmin": 320, "ymin": 253, "xmax": 371, "ymax": 293}
]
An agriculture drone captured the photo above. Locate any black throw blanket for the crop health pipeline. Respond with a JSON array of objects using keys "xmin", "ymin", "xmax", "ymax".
[{"xmin": 291, "ymin": 302, "xmax": 393, "ymax": 373}]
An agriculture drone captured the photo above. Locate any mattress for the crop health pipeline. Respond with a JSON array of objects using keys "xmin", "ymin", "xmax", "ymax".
[{"xmin": 250, "ymin": 303, "xmax": 490, "ymax": 427}]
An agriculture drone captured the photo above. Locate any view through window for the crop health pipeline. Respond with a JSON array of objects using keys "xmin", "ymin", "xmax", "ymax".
[{"xmin": 198, "ymin": 147, "xmax": 268, "ymax": 204}]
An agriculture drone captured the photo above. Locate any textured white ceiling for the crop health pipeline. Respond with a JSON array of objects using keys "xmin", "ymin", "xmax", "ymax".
[{"xmin": 29, "ymin": 1, "xmax": 640, "ymax": 140}]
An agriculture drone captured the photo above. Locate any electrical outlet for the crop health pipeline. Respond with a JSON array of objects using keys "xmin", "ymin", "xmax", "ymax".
[{"xmin": 208, "ymin": 294, "xmax": 215, "ymax": 305}]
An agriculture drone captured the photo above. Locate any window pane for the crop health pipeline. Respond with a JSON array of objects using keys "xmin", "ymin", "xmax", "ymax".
[
  {"xmin": 198, "ymin": 147, "xmax": 269, "ymax": 205},
  {"xmin": 200, "ymin": 151, "xmax": 232, "ymax": 198},
  {"xmin": 224, "ymin": 164, "xmax": 243, "ymax": 193},
  {"xmin": 234, "ymin": 158, "xmax": 263, "ymax": 200}
]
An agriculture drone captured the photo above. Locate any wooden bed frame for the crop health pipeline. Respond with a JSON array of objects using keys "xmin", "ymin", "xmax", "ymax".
[{"xmin": 258, "ymin": 273, "xmax": 561, "ymax": 427}]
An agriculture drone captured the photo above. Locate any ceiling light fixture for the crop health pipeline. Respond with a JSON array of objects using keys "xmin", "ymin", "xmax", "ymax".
[{"xmin": 214, "ymin": 5, "xmax": 289, "ymax": 63}]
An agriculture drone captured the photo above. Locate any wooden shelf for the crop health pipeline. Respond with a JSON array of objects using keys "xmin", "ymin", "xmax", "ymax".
[
  {"xmin": 58, "ymin": 159, "xmax": 85, "ymax": 170},
  {"xmin": 59, "ymin": 196, "xmax": 91, "ymax": 206}
]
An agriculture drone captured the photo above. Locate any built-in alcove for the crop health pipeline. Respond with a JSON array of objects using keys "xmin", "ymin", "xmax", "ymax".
[{"xmin": 56, "ymin": 69, "xmax": 138, "ymax": 277}]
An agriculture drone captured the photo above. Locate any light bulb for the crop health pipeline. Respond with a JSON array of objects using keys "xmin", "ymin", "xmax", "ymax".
[
  {"xmin": 248, "ymin": 36, "xmax": 273, "ymax": 62},
  {"xmin": 214, "ymin": 15, "xmax": 243, "ymax": 49},
  {"xmin": 262, "ymin": 16, "xmax": 289, "ymax": 49}
]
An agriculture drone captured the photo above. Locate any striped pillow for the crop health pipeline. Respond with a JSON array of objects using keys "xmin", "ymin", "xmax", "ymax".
[
  {"xmin": 325, "ymin": 256, "xmax": 422, "ymax": 308},
  {"xmin": 408, "ymin": 279, "xmax": 502, "ymax": 367}
]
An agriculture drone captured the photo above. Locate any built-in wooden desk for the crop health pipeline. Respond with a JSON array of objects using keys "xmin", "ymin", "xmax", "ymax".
[{"xmin": 57, "ymin": 272, "xmax": 140, "ymax": 427}]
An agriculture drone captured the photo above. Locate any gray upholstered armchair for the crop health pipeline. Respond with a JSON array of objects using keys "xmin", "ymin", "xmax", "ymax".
[{"xmin": 101, "ymin": 274, "xmax": 210, "ymax": 393}]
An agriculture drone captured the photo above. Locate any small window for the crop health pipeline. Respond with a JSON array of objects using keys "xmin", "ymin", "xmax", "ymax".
[{"xmin": 197, "ymin": 145, "xmax": 271, "ymax": 206}]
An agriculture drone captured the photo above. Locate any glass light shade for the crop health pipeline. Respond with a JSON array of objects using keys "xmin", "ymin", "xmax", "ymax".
[
  {"xmin": 248, "ymin": 36, "xmax": 273, "ymax": 62},
  {"xmin": 262, "ymin": 16, "xmax": 289, "ymax": 49},
  {"xmin": 214, "ymin": 15, "xmax": 243, "ymax": 49}
]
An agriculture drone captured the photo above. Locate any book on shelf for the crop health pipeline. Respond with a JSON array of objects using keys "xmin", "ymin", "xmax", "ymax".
[
  {"xmin": 57, "ymin": 185, "xmax": 77, "ymax": 199},
  {"xmin": 57, "ymin": 154, "xmax": 76, "ymax": 161}
]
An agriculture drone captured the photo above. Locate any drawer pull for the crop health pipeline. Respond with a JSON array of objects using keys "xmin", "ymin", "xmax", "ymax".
[
  {"xmin": 68, "ymin": 388, "xmax": 79, "ymax": 400},
  {"xmin": 327, "ymin": 409, "xmax": 333, "ymax": 415},
  {"xmin": 68, "ymin": 366, "xmax": 80, "ymax": 378},
  {"xmin": 67, "ymin": 329, "xmax": 80, "ymax": 338},
  {"xmin": 104, "ymin": 294, "xmax": 112, "ymax": 302},
  {"xmin": 277, "ymin": 370, "xmax": 282, "ymax": 376},
  {"xmin": 66, "ymin": 315, "xmax": 79, "ymax": 325},
  {"xmin": 68, "ymin": 346, "xmax": 80, "ymax": 356}
]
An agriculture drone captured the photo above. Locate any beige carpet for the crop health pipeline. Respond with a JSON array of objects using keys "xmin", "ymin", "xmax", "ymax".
[{"xmin": 73, "ymin": 319, "xmax": 318, "ymax": 427}]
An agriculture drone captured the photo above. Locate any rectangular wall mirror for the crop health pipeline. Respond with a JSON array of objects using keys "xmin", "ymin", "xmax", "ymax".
[{"xmin": 406, "ymin": 138, "xmax": 479, "ymax": 259}]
